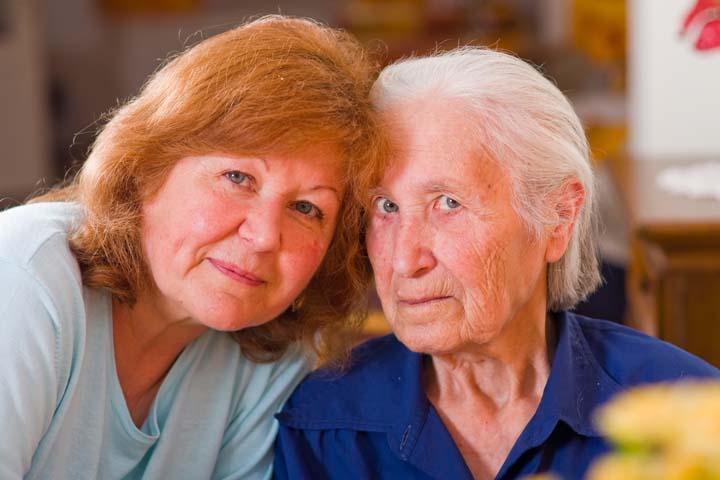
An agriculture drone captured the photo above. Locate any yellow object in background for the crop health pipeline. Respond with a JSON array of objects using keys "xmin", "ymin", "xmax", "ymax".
[
  {"xmin": 586, "ymin": 124, "xmax": 626, "ymax": 165},
  {"xmin": 571, "ymin": 0, "xmax": 626, "ymax": 91},
  {"xmin": 571, "ymin": 0, "xmax": 626, "ymax": 64},
  {"xmin": 587, "ymin": 381, "xmax": 720, "ymax": 480},
  {"xmin": 364, "ymin": 310, "xmax": 392, "ymax": 337}
]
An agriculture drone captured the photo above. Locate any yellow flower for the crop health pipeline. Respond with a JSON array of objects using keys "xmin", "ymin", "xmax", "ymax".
[
  {"xmin": 594, "ymin": 381, "xmax": 720, "ymax": 457},
  {"xmin": 587, "ymin": 380, "xmax": 720, "ymax": 480}
]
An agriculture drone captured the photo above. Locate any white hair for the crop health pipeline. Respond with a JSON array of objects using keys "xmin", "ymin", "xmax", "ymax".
[{"xmin": 371, "ymin": 47, "xmax": 601, "ymax": 311}]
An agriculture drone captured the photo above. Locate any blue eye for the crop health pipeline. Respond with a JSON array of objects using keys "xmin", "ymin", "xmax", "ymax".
[
  {"xmin": 224, "ymin": 171, "xmax": 250, "ymax": 185},
  {"xmin": 438, "ymin": 195, "xmax": 461, "ymax": 211},
  {"xmin": 374, "ymin": 197, "xmax": 398, "ymax": 214},
  {"xmin": 293, "ymin": 201, "xmax": 324, "ymax": 220}
]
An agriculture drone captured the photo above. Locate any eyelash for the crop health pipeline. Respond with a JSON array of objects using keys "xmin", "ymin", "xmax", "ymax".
[
  {"xmin": 223, "ymin": 170, "xmax": 253, "ymax": 187},
  {"xmin": 372, "ymin": 195, "xmax": 462, "ymax": 215},
  {"xmin": 292, "ymin": 201, "xmax": 325, "ymax": 221},
  {"xmin": 436, "ymin": 194, "xmax": 462, "ymax": 211},
  {"xmin": 373, "ymin": 196, "xmax": 399, "ymax": 215}
]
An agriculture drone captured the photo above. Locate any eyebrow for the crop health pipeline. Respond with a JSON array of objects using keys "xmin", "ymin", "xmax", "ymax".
[
  {"xmin": 418, "ymin": 180, "xmax": 456, "ymax": 194},
  {"xmin": 368, "ymin": 180, "xmax": 459, "ymax": 198},
  {"xmin": 367, "ymin": 186, "xmax": 387, "ymax": 199},
  {"xmin": 308, "ymin": 185, "xmax": 341, "ymax": 202},
  {"xmin": 254, "ymin": 156, "xmax": 340, "ymax": 201}
]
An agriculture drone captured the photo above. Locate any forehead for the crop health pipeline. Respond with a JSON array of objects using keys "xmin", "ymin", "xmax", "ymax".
[{"xmin": 379, "ymin": 101, "xmax": 505, "ymax": 191}]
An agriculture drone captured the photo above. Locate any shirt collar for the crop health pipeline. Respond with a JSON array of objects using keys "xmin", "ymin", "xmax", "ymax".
[
  {"xmin": 539, "ymin": 311, "xmax": 622, "ymax": 437},
  {"xmin": 278, "ymin": 312, "xmax": 622, "ymax": 465},
  {"xmin": 497, "ymin": 310, "xmax": 622, "ymax": 480},
  {"xmin": 277, "ymin": 334, "xmax": 427, "ymax": 432}
]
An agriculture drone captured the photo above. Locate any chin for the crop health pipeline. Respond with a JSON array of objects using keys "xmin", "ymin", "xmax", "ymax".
[
  {"xmin": 198, "ymin": 309, "xmax": 265, "ymax": 332},
  {"xmin": 388, "ymin": 311, "xmax": 458, "ymax": 354},
  {"xmin": 392, "ymin": 324, "xmax": 451, "ymax": 355},
  {"xmin": 193, "ymin": 294, "xmax": 286, "ymax": 332}
]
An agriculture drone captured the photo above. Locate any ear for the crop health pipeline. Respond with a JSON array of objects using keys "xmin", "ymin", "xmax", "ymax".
[{"xmin": 545, "ymin": 178, "xmax": 585, "ymax": 263}]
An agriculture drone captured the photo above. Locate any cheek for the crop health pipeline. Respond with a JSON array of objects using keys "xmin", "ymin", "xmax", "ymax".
[
  {"xmin": 366, "ymin": 223, "xmax": 392, "ymax": 271},
  {"xmin": 472, "ymin": 244, "xmax": 507, "ymax": 305},
  {"xmin": 285, "ymin": 234, "xmax": 331, "ymax": 282},
  {"xmin": 366, "ymin": 226, "xmax": 396, "ymax": 294},
  {"xmin": 186, "ymin": 210, "xmax": 217, "ymax": 238},
  {"xmin": 175, "ymin": 195, "xmax": 245, "ymax": 263},
  {"xmin": 184, "ymin": 194, "xmax": 239, "ymax": 241},
  {"xmin": 440, "ymin": 224, "xmax": 508, "ymax": 302}
]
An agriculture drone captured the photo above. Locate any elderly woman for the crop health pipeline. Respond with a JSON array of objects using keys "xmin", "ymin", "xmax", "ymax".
[
  {"xmin": 273, "ymin": 48, "xmax": 720, "ymax": 479},
  {"xmin": 0, "ymin": 16, "xmax": 384, "ymax": 479}
]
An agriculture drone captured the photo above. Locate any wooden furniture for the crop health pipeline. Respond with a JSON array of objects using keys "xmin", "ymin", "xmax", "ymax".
[{"xmin": 609, "ymin": 154, "xmax": 720, "ymax": 367}]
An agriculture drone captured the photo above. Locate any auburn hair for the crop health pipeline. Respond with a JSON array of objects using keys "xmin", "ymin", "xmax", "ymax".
[{"xmin": 35, "ymin": 16, "xmax": 388, "ymax": 363}]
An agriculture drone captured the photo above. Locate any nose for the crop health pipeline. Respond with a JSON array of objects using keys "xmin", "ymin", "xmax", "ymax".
[
  {"xmin": 392, "ymin": 216, "xmax": 436, "ymax": 278},
  {"xmin": 237, "ymin": 203, "xmax": 283, "ymax": 253}
]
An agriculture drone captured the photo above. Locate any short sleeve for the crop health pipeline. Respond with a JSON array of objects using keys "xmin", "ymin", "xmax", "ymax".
[
  {"xmin": 0, "ymin": 261, "xmax": 62, "ymax": 478},
  {"xmin": 211, "ymin": 346, "xmax": 313, "ymax": 480}
]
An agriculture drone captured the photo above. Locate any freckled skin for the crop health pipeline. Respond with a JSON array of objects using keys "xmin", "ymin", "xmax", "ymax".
[
  {"xmin": 367, "ymin": 103, "xmax": 550, "ymax": 356},
  {"xmin": 140, "ymin": 150, "xmax": 343, "ymax": 332}
]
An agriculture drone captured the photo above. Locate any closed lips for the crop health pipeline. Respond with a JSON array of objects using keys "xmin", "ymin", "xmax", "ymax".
[
  {"xmin": 398, "ymin": 296, "xmax": 452, "ymax": 305},
  {"xmin": 208, "ymin": 258, "xmax": 265, "ymax": 285}
]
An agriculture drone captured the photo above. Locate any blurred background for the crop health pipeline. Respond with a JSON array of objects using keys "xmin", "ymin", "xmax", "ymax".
[{"xmin": 1, "ymin": 0, "xmax": 719, "ymax": 365}]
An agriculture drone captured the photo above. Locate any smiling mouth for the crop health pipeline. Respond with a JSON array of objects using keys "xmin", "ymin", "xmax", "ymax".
[
  {"xmin": 398, "ymin": 296, "xmax": 452, "ymax": 306},
  {"xmin": 208, "ymin": 258, "xmax": 265, "ymax": 286}
]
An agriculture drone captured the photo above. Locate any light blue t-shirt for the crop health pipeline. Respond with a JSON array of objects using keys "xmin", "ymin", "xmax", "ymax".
[{"xmin": 0, "ymin": 202, "xmax": 313, "ymax": 479}]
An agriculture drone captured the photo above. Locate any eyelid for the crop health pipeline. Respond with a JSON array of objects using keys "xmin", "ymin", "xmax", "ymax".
[
  {"xmin": 292, "ymin": 200, "xmax": 325, "ymax": 221},
  {"xmin": 372, "ymin": 195, "xmax": 398, "ymax": 214},
  {"xmin": 223, "ymin": 170, "xmax": 255, "ymax": 187},
  {"xmin": 436, "ymin": 194, "xmax": 462, "ymax": 211}
]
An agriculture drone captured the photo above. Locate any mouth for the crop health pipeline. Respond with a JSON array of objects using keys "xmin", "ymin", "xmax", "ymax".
[
  {"xmin": 398, "ymin": 296, "xmax": 452, "ymax": 306},
  {"xmin": 207, "ymin": 258, "xmax": 265, "ymax": 286}
]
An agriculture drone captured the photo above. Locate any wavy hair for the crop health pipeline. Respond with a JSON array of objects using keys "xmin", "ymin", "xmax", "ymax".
[{"xmin": 36, "ymin": 16, "xmax": 387, "ymax": 362}]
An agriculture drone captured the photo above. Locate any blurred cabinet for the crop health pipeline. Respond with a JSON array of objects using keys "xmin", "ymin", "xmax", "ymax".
[{"xmin": 610, "ymin": 155, "xmax": 720, "ymax": 367}]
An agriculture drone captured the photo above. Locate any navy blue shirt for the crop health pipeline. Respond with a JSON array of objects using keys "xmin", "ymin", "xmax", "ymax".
[{"xmin": 274, "ymin": 312, "xmax": 720, "ymax": 479}]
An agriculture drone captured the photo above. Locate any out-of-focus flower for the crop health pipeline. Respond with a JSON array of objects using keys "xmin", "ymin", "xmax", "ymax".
[
  {"xmin": 586, "ymin": 381, "xmax": 720, "ymax": 480},
  {"xmin": 589, "ymin": 452, "xmax": 720, "ymax": 480}
]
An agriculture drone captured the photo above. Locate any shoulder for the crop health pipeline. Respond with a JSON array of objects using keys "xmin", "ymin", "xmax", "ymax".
[
  {"xmin": 0, "ymin": 202, "xmax": 87, "ymax": 379},
  {"xmin": 195, "ymin": 332, "xmax": 314, "ymax": 412},
  {"xmin": 0, "ymin": 204, "xmax": 89, "ymax": 432},
  {"xmin": 0, "ymin": 202, "xmax": 85, "ymax": 321},
  {"xmin": 0, "ymin": 202, "xmax": 83, "ymax": 277},
  {"xmin": 568, "ymin": 312, "xmax": 719, "ymax": 386},
  {"xmin": 288, "ymin": 334, "xmax": 408, "ymax": 402},
  {"xmin": 0, "ymin": 202, "xmax": 83, "ymax": 266},
  {"xmin": 278, "ymin": 334, "xmax": 416, "ymax": 428}
]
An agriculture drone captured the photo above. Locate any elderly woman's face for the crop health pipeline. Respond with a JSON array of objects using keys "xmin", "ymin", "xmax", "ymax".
[
  {"xmin": 367, "ymin": 104, "xmax": 551, "ymax": 355},
  {"xmin": 140, "ymin": 148, "xmax": 343, "ymax": 331}
]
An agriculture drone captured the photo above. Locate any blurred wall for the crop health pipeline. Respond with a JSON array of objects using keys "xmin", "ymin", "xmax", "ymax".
[
  {"xmin": 0, "ymin": 0, "xmax": 51, "ymax": 199},
  {"xmin": 628, "ymin": 0, "xmax": 720, "ymax": 159},
  {"xmin": 46, "ymin": 0, "xmax": 336, "ymax": 176},
  {"xmin": 1, "ymin": 0, "xmax": 337, "ymax": 203}
]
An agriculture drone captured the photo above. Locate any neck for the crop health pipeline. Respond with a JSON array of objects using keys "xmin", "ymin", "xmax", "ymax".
[
  {"xmin": 112, "ymin": 294, "xmax": 207, "ymax": 359},
  {"xmin": 426, "ymin": 289, "xmax": 556, "ymax": 410},
  {"xmin": 111, "ymin": 294, "xmax": 207, "ymax": 426}
]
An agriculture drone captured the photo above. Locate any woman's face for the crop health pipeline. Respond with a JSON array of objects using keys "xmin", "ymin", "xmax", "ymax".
[
  {"xmin": 140, "ymin": 148, "xmax": 343, "ymax": 331},
  {"xmin": 367, "ymin": 103, "xmax": 552, "ymax": 355}
]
